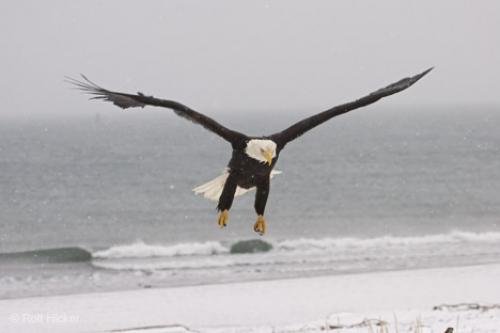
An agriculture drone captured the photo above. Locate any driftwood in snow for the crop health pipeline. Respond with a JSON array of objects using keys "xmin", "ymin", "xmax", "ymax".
[
  {"xmin": 322, "ymin": 318, "xmax": 388, "ymax": 330},
  {"xmin": 433, "ymin": 302, "xmax": 500, "ymax": 312}
]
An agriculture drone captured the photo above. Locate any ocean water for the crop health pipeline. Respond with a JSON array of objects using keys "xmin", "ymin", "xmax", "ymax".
[{"xmin": 0, "ymin": 106, "xmax": 499, "ymax": 298}]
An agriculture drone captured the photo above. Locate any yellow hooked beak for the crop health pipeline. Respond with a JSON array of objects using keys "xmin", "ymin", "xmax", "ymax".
[{"xmin": 262, "ymin": 150, "xmax": 273, "ymax": 166}]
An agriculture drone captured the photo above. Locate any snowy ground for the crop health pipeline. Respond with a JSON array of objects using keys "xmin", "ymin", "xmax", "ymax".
[{"xmin": 0, "ymin": 264, "xmax": 499, "ymax": 333}]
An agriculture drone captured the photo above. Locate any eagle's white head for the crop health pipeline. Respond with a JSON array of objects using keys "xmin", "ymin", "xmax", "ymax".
[{"xmin": 245, "ymin": 139, "xmax": 277, "ymax": 165}]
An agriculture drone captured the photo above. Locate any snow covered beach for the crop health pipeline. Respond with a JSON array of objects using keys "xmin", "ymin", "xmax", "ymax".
[{"xmin": 1, "ymin": 263, "xmax": 499, "ymax": 333}]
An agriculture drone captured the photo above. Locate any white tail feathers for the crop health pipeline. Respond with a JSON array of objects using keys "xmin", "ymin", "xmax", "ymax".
[{"xmin": 193, "ymin": 169, "xmax": 282, "ymax": 202}]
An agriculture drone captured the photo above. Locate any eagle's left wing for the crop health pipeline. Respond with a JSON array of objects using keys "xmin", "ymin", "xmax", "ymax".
[
  {"xmin": 269, "ymin": 67, "xmax": 433, "ymax": 149},
  {"xmin": 66, "ymin": 75, "xmax": 247, "ymax": 146}
]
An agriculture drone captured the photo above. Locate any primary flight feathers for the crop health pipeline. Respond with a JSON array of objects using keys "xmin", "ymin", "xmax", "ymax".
[
  {"xmin": 65, "ymin": 74, "xmax": 245, "ymax": 144},
  {"xmin": 66, "ymin": 67, "xmax": 432, "ymax": 148}
]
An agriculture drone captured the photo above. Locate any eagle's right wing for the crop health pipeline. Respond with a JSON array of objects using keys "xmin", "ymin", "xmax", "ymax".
[
  {"xmin": 66, "ymin": 75, "xmax": 247, "ymax": 146},
  {"xmin": 269, "ymin": 67, "xmax": 433, "ymax": 148}
]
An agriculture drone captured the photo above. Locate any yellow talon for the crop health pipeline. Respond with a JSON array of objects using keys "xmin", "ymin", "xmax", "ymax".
[
  {"xmin": 218, "ymin": 210, "xmax": 229, "ymax": 228},
  {"xmin": 253, "ymin": 215, "xmax": 267, "ymax": 235}
]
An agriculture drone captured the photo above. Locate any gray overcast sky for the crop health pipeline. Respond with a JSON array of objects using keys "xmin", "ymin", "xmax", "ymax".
[{"xmin": 0, "ymin": 0, "xmax": 498, "ymax": 118}]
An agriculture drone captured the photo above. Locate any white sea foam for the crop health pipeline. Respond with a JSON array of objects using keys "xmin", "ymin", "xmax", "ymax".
[
  {"xmin": 92, "ymin": 240, "xmax": 229, "ymax": 259},
  {"xmin": 276, "ymin": 230, "xmax": 500, "ymax": 253},
  {"xmin": 90, "ymin": 231, "xmax": 500, "ymax": 263}
]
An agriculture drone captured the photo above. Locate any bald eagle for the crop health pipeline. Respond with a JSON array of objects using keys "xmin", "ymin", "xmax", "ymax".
[{"xmin": 67, "ymin": 68, "xmax": 432, "ymax": 235}]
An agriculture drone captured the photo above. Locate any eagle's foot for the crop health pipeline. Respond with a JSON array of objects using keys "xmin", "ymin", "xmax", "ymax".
[
  {"xmin": 218, "ymin": 210, "xmax": 229, "ymax": 228},
  {"xmin": 253, "ymin": 215, "xmax": 266, "ymax": 235}
]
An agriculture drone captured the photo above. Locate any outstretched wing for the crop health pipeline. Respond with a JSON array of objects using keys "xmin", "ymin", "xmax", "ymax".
[
  {"xmin": 269, "ymin": 67, "xmax": 433, "ymax": 148},
  {"xmin": 66, "ymin": 75, "xmax": 247, "ymax": 145}
]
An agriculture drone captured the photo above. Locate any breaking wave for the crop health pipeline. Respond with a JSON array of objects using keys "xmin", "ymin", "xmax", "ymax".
[
  {"xmin": 275, "ymin": 230, "xmax": 500, "ymax": 252},
  {"xmin": 90, "ymin": 230, "xmax": 500, "ymax": 260},
  {"xmin": 92, "ymin": 240, "xmax": 229, "ymax": 259},
  {"xmin": 3, "ymin": 231, "xmax": 497, "ymax": 264},
  {"xmin": 3, "ymin": 231, "xmax": 500, "ymax": 277}
]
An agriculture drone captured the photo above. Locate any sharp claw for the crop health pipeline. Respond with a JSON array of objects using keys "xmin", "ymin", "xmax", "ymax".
[
  {"xmin": 253, "ymin": 215, "xmax": 267, "ymax": 235},
  {"xmin": 218, "ymin": 210, "xmax": 229, "ymax": 229}
]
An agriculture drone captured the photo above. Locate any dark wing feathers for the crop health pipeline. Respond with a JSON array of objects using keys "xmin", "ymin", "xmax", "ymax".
[
  {"xmin": 65, "ymin": 75, "xmax": 147, "ymax": 108},
  {"xmin": 66, "ymin": 75, "xmax": 246, "ymax": 145},
  {"xmin": 270, "ymin": 67, "xmax": 433, "ymax": 148},
  {"xmin": 68, "ymin": 68, "xmax": 432, "ymax": 148}
]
